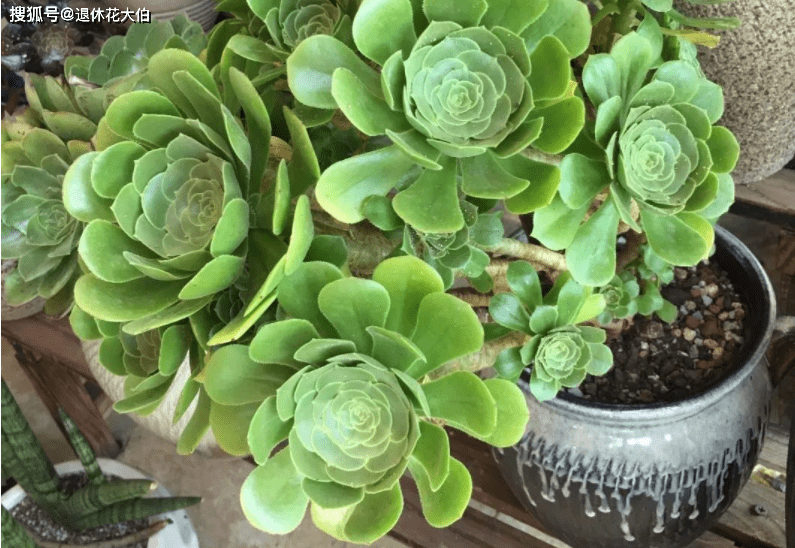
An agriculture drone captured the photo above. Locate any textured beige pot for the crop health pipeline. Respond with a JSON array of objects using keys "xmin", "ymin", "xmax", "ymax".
[
  {"xmin": 82, "ymin": 340, "xmax": 220, "ymax": 455},
  {"xmin": 1, "ymin": 260, "xmax": 46, "ymax": 321},
  {"xmin": 678, "ymin": 0, "xmax": 795, "ymax": 185}
]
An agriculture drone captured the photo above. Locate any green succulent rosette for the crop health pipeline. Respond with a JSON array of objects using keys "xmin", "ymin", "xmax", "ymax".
[
  {"xmin": 532, "ymin": 31, "xmax": 738, "ymax": 287},
  {"xmin": 197, "ymin": 256, "xmax": 528, "ymax": 540},
  {"xmin": 286, "ymin": 0, "xmax": 590, "ymax": 234},
  {"xmin": 65, "ymin": 15, "xmax": 206, "ymax": 88},
  {"xmin": 489, "ymin": 261, "xmax": 612, "ymax": 401},
  {"xmin": 596, "ymin": 273, "xmax": 639, "ymax": 324},
  {"xmin": 1, "ymin": 108, "xmax": 89, "ymax": 314}
]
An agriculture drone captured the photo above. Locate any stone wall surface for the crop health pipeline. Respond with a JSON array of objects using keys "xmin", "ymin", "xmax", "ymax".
[{"xmin": 678, "ymin": 0, "xmax": 795, "ymax": 185}]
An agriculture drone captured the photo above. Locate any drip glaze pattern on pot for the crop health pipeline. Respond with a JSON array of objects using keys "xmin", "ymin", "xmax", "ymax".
[{"xmin": 493, "ymin": 226, "xmax": 778, "ymax": 548}]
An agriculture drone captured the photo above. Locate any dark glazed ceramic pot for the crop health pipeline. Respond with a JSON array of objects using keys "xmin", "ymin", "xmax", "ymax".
[{"xmin": 493, "ymin": 226, "xmax": 789, "ymax": 548}]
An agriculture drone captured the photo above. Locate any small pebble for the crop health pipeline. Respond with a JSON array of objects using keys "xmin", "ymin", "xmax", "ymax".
[
  {"xmin": 683, "ymin": 328, "xmax": 697, "ymax": 341},
  {"xmin": 685, "ymin": 316, "xmax": 701, "ymax": 329},
  {"xmin": 672, "ymin": 328, "xmax": 682, "ymax": 337},
  {"xmin": 705, "ymin": 283, "xmax": 719, "ymax": 297},
  {"xmin": 719, "ymin": 311, "xmax": 729, "ymax": 320},
  {"xmin": 723, "ymin": 321, "xmax": 738, "ymax": 332},
  {"xmin": 692, "ymin": 311, "xmax": 703, "ymax": 321},
  {"xmin": 702, "ymin": 295, "xmax": 713, "ymax": 306},
  {"xmin": 712, "ymin": 347, "xmax": 724, "ymax": 359},
  {"xmin": 675, "ymin": 268, "xmax": 688, "ymax": 280},
  {"xmin": 703, "ymin": 339, "xmax": 719, "ymax": 349},
  {"xmin": 685, "ymin": 301, "xmax": 697, "ymax": 311},
  {"xmin": 688, "ymin": 346, "xmax": 699, "ymax": 359},
  {"xmin": 690, "ymin": 287, "xmax": 703, "ymax": 298}
]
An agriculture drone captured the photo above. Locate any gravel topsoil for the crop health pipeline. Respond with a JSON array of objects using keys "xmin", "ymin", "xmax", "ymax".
[
  {"xmin": 567, "ymin": 257, "xmax": 748, "ymax": 404},
  {"xmin": 9, "ymin": 473, "xmax": 149, "ymax": 548}
]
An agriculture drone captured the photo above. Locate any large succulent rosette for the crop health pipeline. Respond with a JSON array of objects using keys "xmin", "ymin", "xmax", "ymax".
[
  {"xmin": 1, "ymin": 108, "xmax": 89, "ymax": 314},
  {"xmin": 532, "ymin": 30, "xmax": 739, "ymax": 286},
  {"xmin": 198, "ymin": 256, "xmax": 529, "ymax": 541},
  {"xmin": 62, "ymin": 49, "xmax": 261, "ymax": 334},
  {"xmin": 489, "ymin": 261, "xmax": 612, "ymax": 401},
  {"xmin": 286, "ymin": 0, "xmax": 590, "ymax": 235}
]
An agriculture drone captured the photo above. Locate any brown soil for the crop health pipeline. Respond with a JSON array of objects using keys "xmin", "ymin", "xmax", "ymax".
[
  {"xmin": 9, "ymin": 472, "xmax": 148, "ymax": 548},
  {"xmin": 569, "ymin": 258, "xmax": 748, "ymax": 404}
]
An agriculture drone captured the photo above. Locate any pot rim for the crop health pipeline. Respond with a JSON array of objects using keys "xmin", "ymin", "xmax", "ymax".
[
  {"xmin": 1, "ymin": 458, "xmax": 200, "ymax": 548},
  {"xmin": 527, "ymin": 224, "xmax": 776, "ymax": 421}
]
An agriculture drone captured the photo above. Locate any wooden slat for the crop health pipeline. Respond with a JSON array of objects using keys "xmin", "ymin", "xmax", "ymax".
[
  {"xmin": 731, "ymin": 169, "xmax": 795, "ymax": 228},
  {"xmin": 686, "ymin": 531, "xmax": 739, "ymax": 548},
  {"xmin": 1, "ymin": 315, "xmax": 91, "ymax": 379},
  {"xmin": 3, "ymin": 338, "xmax": 120, "ymax": 458}
]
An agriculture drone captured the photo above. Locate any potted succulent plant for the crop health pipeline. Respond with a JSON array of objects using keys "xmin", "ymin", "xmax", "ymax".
[
  {"xmin": 0, "ymin": 379, "xmax": 200, "ymax": 547},
  {"xmin": 6, "ymin": 0, "xmax": 795, "ymax": 546}
]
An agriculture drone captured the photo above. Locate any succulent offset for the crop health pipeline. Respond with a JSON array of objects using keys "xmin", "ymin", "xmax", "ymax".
[
  {"xmin": 532, "ymin": 29, "xmax": 738, "ymax": 287},
  {"xmin": 1, "ymin": 107, "xmax": 87, "ymax": 315},
  {"xmin": 195, "ymin": 256, "xmax": 528, "ymax": 541},
  {"xmin": 287, "ymin": 0, "xmax": 590, "ymax": 233},
  {"xmin": 490, "ymin": 262, "xmax": 612, "ymax": 401}
]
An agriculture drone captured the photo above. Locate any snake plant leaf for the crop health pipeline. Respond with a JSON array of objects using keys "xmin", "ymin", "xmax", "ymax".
[
  {"xmin": 392, "ymin": 157, "xmax": 463, "ymax": 233},
  {"xmin": 315, "ymin": 145, "xmax": 416, "ymax": 224},
  {"xmin": 372, "ymin": 255, "xmax": 444, "ymax": 337},
  {"xmin": 317, "ymin": 278, "xmax": 390, "ymax": 353},
  {"xmin": 204, "ymin": 344, "xmax": 295, "ymax": 406},
  {"xmin": 311, "ymin": 482, "xmax": 403, "ymax": 543},
  {"xmin": 249, "ymin": 396, "xmax": 292, "ymax": 464},
  {"xmin": 408, "ymin": 456, "xmax": 471, "ymax": 527},
  {"xmin": 420, "ymin": 371, "xmax": 496, "ymax": 438},
  {"xmin": 242, "ymin": 447, "xmax": 309, "ymax": 533},
  {"xmin": 410, "ymin": 420, "xmax": 450, "ymax": 491}
]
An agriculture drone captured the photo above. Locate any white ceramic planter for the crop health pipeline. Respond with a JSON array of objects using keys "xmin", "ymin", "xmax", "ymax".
[
  {"xmin": 81, "ymin": 340, "xmax": 220, "ymax": 455},
  {"xmin": 1, "ymin": 459, "xmax": 199, "ymax": 548}
]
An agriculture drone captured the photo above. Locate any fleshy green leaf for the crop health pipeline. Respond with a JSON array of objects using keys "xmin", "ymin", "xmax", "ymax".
[
  {"xmin": 203, "ymin": 344, "xmax": 295, "ymax": 406},
  {"xmin": 317, "ymin": 278, "xmax": 390, "ymax": 353},
  {"xmin": 411, "ymin": 420, "xmax": 450, "ymax": 491},
  {"xmin": 420, "ymin": 372, "xmax": 496, "ymax": 437},
  {"xmin": 249, "ymin": 396, "xmax": 292, "ymax": 465},
  {"xmin": 311, "ymin": 482, "xmax": 403, "ymax": 544},
  {"xmin": 241, "ymin": 447, "xmax": 309, "ymax": 534},
  {"xmin": 393, "ymin": 158, "xmax": 463, "ymax": 233},
  {"xmin": 407, "ymin": 293, "xmax": 484, "ymax": 378},
  {"xmin": 209, "ymin": 400, "xmax": 259, "ymax": 456},
  {"xmin": 408, "ymin": 456, "xmax": 471, "ymax": 527},
  {"xmin": 250, "ymin": 319, "xmax": 319, "ymax": 367},
  {"xmin": 74, "ymin": 274, "xmax": 182, "ymax": 322},
  {"xmin": 566, "ymin": 200, "xmax": 620, "ymax": 287}
]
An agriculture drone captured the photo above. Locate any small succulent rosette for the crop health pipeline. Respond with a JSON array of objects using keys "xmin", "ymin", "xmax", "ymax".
[
  {"xmin": 1, "ymin": 107, "xmax": 88, "ymax": 315},
  {"xmin": 286, "ymin": 0, "xmax": 591, "ymax": 236},
  {"xmin": 65, "ymin": 15, "xmax": 206, "ymax": 88},
  {"xmin": 533, "ymin": 28, "xmax": 739, "ymax": 287},
  {"xmin": 199, "ymin": 256, "xmax": 529, "ymax": 541},
  {"xmin": 489, "ymin": 261, "xmax": 613, "ymax": 401}
]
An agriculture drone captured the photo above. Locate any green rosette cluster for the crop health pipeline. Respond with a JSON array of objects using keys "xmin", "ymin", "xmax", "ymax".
[
  {"xmin": 596, "ymin": 272, "xmax": 639, "ymax": 324},
  {"xmin": 532, "ymin": 31, "xmax": 739, "ymax": 287},
  {"xmin": 65, "ymin": 15, "xmax": 206, "ymax": 88},
  {"xmin": 287, "ymin": 0, "xmax": 591, "ymax": 235},
  {"xmin": 489, "ymin": 261, "xmax": 612, "ymax": 401},
  {"xmin": 63, "ymin": 49, "xmax": 261, "ymax": 334},
  {"xmin": 1, "ymin": 108, "xmax": 89, "ymax": 314},
  {"xmin": 197, "ymin": 256, "xmax": 528, "ymax": 541}
]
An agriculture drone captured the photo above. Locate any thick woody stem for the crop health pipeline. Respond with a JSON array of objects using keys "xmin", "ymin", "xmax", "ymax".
[
  {"xmin": 311, "ymin": 208, "xmax": 397, "ymax": 276},
  {"xmin": 522, "ymin": 148, "xmax": 564, "ymax": 166},
  {"xmin": 489, "ymin": 239, "xmax": 567, "ymax": 273},
  {"xmin": 430, "ymin": 332, "xmax": 529, "ymax": 378}
]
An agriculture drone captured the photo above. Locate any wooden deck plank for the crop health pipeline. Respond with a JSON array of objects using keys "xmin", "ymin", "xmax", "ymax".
[{"xmin": 731, "ymin": 169, "xmax": 795, "ymax": 228}]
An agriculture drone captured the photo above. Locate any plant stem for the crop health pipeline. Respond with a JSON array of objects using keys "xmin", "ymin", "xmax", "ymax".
[
  {"xmin": 489, "ymin": 239, "xmax": 567, "ymax": 272},
  {"xmin": 521, "ymin": 148, "xmax": 564, "ymax": 166},
  {"xmin": 612, "ymin": 0, "xmax": 637, "ymax": 35},
  {"xmin": 430, "ymin": 332, "xmax": 529, "ymax": 377},
  {"xmin": 448, "ymin": 289, "xmax": 491, "ymax": 308}
]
